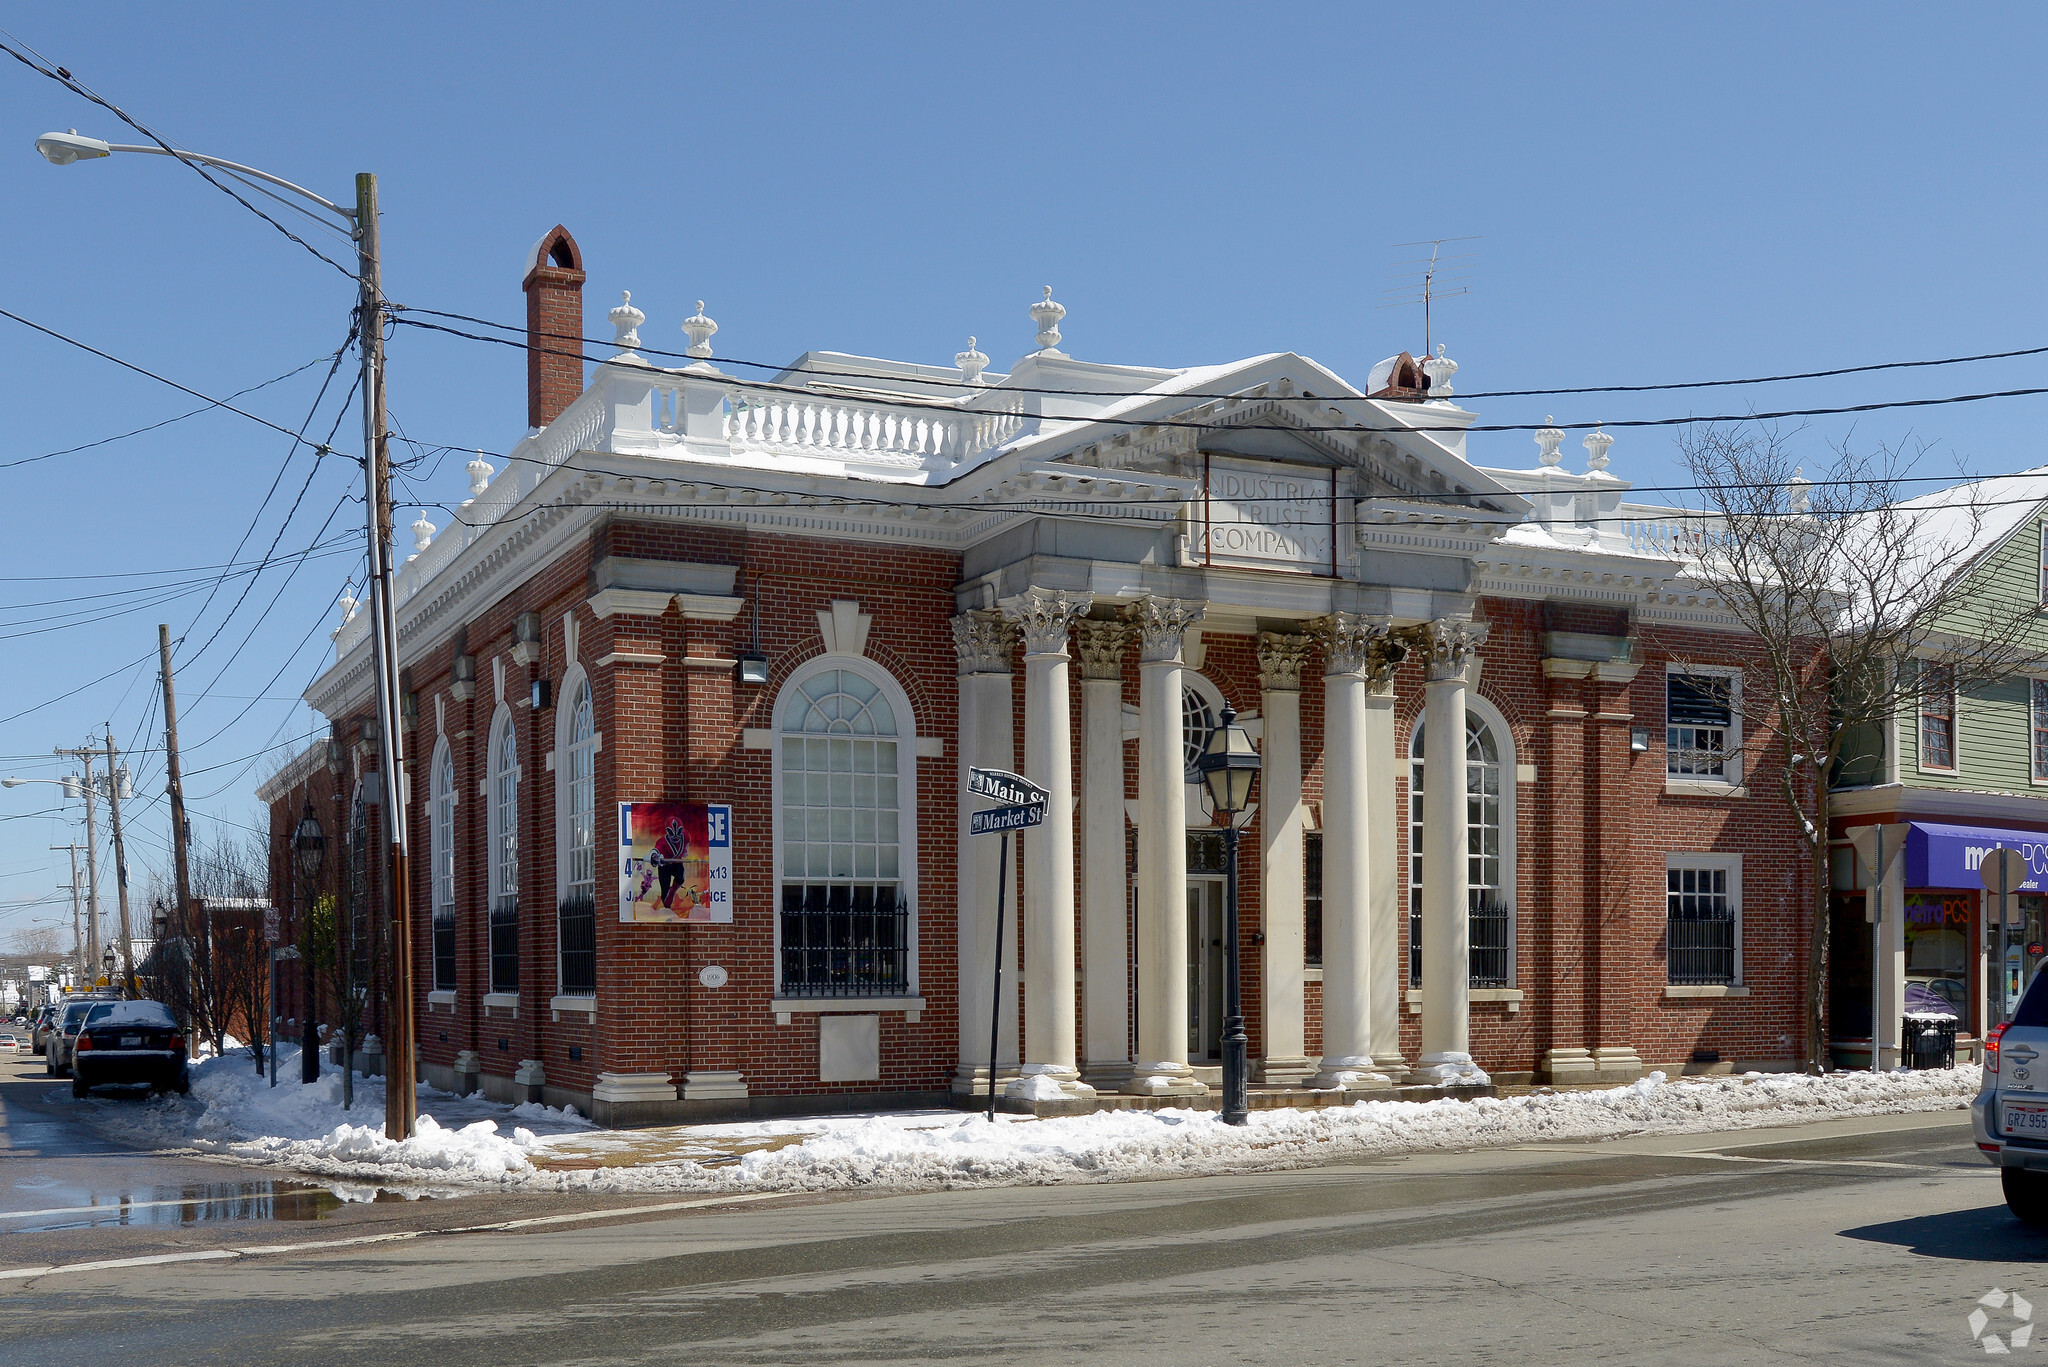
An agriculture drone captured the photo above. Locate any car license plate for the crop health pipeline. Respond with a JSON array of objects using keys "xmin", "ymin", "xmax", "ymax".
[
  {"xmin": 119, "ymin": 1035, "xmax": 140, "ymax": 1047},
  {"xmin": 2005, "ymin": 1104, "xmax": 2048, "ymax": 1137}
]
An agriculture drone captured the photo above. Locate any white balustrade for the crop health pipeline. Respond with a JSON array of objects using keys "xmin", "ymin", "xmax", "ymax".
[{"xmin": 643, "ymin": 378, "xmax": 1024, "ymax": 467}]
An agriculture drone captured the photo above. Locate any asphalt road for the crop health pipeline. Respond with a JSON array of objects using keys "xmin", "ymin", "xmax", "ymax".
[{"xmin": 0, "ymin": 1048, "xmax": 2040, "ymax": 1365}]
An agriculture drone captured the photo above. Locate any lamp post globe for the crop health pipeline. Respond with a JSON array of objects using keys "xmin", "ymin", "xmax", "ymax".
[
  {"xmin": 1198, "ymin": 705, "xmax": 1262, "ymax": 1126},
  {"xmin": 292, "ymin": 801, "xmax": 325, "ymax": 1083}
]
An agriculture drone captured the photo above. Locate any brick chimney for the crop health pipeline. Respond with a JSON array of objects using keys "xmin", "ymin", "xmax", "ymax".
[{"xmin": 522, "ymin": 225, "xmax": 587, "ymax": 429}]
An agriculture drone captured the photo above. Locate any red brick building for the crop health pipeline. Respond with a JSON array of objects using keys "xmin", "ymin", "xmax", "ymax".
[{"xmin": 258, "ymin": 228, "xmax": 1811, "ymax": 1123}]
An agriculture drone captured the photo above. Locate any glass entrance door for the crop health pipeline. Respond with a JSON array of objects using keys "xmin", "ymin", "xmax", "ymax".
[{"xmin": 1187, "ymin": 879, "xmax": 1224, "ymax": 1063}]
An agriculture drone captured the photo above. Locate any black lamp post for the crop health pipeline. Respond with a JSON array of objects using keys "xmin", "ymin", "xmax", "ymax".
[
  {"xmin": 100, "ymin": 950, "xmax": 115, "ymax": 988},
  {"xmin": 1198, "ymin": 704, "xmax": 1262, "ymax": 1126},
  {"xmin": 292, "ymin": 801, "xmax": 326, "ymax": 1084}
]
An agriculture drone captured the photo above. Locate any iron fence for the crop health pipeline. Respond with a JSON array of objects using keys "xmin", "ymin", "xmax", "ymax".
[{"xmin": 780, "ymin": 883, "xmax": 909, "ymax": 997}]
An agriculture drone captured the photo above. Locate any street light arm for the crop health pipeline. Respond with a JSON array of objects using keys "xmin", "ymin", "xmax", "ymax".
[{"xmin": 35, "ymin": 131, "xmax": 355, "ymax": 224}]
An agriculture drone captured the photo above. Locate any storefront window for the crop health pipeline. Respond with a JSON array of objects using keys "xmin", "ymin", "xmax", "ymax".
[
  {"xmin": 2003, "ymin": 895, "xmax": 2048, "ymax": 1018},
  {"xmin": 1904, "ymin": 892, "xmax": 1970, "ymax": 1024}
]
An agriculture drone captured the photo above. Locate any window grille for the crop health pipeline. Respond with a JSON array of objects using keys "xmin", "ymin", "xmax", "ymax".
[
  {"xmin": 560, "ymin": 682, "xmax": 597, "ymax": 994},
  {"xmin": 489, "ymin": 895, "xmax": 519, "ymax": 993},
  {"xmin": 1667, "ymin": 863, "xmax": 1736, "ymax": 984},
  {"xmin": 779, "ymin": 668, "xmax": 909, "ymax": 996},
  {"xmin": 1304, "ymin": 832, "xmax": 1323, "ymax": 968},
  {"xmin": 1667, "ymin": 674, "xmax": 1733, "ymax": 778},
  {"xmin": 491, "ymin": 716, "xmax": 519, "ymax": 900},
  {"xmin": 1409, "ymin": 713, "xmax": 1509, "ymax": 987},
  {"xmin": 431, "ymin": 744, "xmax": 456, "ymax": 992}
]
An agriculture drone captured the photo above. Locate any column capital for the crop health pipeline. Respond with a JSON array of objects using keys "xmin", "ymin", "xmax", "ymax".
[
  {"xmin": 1000, "ymin": 587, "xmax": 1093, "ymax": 657},
  {"xmin": 1422, "ymin": 618, "xmax": 1488, "ymax": 683},
  {"xmin": 1073, "ymin": 618, "xmax": 1133, "ymax": 681},
  {"xmin": 1365, "ymin": 634, "xmax": 1408, "ymax": 696},
  {"xmin": 1123, "ymin": 596, "xmax": 1205, "ymax": 665},
  {"xmin": 1256, "ymin": 632, "xmax": 1313, "ymax": 692},
  {"xmin": 1312, "ymin": 612, "xmax": 1392, "ymax": 678},
  {"xmin": 950, "ymin": 610, "xmax": 1014, "ymax": 675}
]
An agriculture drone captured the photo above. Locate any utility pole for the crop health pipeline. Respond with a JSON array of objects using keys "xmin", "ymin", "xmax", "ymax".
[
  {"xmin": 160, "ymin": 625, "xmax": 196, "ymax": 1026},
  {"xmin": 354, "ymin": 172, "xmax": 415, "ymax": 1140},
  {"xmin": 60, "ymin": 746, "xmax": 104, "ymax": 984},
  {"xmin": 51, "ymin": 843, "xmax": 82, "ymax": 987},
  {"xmin": 100, "ymin": 729, "xmax": 138, "ymax": 998}
]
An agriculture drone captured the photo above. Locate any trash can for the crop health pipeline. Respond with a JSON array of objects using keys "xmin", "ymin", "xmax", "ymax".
[{"xmin": 1902, "ymin": 1015, "xmax": 1958, "ymax": 1070}]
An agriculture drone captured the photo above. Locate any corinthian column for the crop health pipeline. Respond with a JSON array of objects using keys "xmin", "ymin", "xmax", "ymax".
[
  {"xmin": 1124, "ymin": 595, "xmax": 1207, "ymax": 1096},
  {"xmin": 950, "ymin": 611, "xmax": 1018, "ymax": 1097},
  {"xmin": 1310, "ymin": 614, "xmax": 1391, "ymax": 1091},
  {"xmin": 1000, "ymin": 587, "xmax": 1094, "ymax": 1099},
  {"xmin": 1364, "ymin": 634, "xmax": 1409, "ymax": 1075},
  {"xmin": 1256, "ymin": 632, "xmax": 1314, "ymax": 1085},
  {"xmin": 1416, "ymin": 618, "xmax": 1490, "ymax": 1087},
  {"xmin": 1075, "ymin": 618, "xmax": 1134, "ymax": 1089}
]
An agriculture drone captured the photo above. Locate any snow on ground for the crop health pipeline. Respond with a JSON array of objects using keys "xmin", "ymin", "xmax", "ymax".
[{"xmin": 79, "ymin": 1051, "xmax": 1980, "ymax": 1198}]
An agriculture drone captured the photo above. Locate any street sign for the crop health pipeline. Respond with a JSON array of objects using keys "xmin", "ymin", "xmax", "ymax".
[
  {"xmin": 970, "ymin": 802, "xmax": 1046, "ymax": 836},
  {"xmin": 263, "ymin": 906, "xmax": 280, "ymax": 945},
  {"xmin": 1981, "ymin": 848, "xmax": 2031, "ymax": 897},
  {"xmin": 968, "ymin": 767, "xmax": 1047, "ymax": 808}
]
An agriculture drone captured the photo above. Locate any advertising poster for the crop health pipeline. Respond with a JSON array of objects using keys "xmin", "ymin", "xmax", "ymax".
[{"xmin": 619, "ymin": 801, "xmax": 733, "ymax": 923}]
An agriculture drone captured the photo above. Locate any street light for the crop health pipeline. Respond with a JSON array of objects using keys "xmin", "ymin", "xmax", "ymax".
[
  {"xmin": 292, "ymin": 802, "xmax": 326, "ymax": 1085},
  {"xmin": 1198, "ymin": 704, "xmax": 1262, "ymax": 1127},
  {"xmin": 42, "ymin": 129, "xmax": 417, "ymax": 1137}
]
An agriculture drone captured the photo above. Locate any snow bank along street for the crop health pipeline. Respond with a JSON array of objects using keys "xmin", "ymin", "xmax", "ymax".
[{"xmin": 77, "ymin": 1049, "xmax": 1978, "ymax": 1197}]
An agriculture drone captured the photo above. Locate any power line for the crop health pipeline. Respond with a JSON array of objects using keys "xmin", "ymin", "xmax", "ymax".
[
  {"xmin": 0, "ymin": 649, "xmax": 157, "ymax": 730},
  {"xmin": 387, "ymin": 301, "xmax": 2048, "ymax": 405},
  {"xmin": 0, "ymin": 306, "xmax": 360, "ymax": 456},
  {"xmin": 0, "ymin": 31, "xmax": 359, "ymax": 282}
]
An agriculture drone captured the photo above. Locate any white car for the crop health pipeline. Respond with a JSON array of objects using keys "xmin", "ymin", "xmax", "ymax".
[
  {"xmin": 1973, "ymin": 972, "xmax": 2048, "ymax": 1225},
  {"xmin": 0, "ymin": 1032, "xmax": 17, "ymax": 1055}
]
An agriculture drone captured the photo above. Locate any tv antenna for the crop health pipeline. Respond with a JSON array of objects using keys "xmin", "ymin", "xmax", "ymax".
[{"xmin": 1379, "ymin": 237, "xmax": 1478, "ymax": 359}]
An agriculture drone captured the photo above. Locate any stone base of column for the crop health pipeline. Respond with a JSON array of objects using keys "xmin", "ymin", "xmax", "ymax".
[
  {"xmin": 1410, "ymin": 1051, "xmax": 1490, "ymax": 1087},
  {"xmin": 1371, "ymin": 1051, "xmax": 1410, "ymax": 1076},
  {"xmin": 950, "ymin": 1063, "xmax": 1021, "ymax": 1097},
  {"xmin": 514, "ymin": 1057, "xmax": 547, "ymax": 1105},
  {"xmin": 452, "ymin": 1050, "xmax": 482, "ymax": 1096},
  {"xmin": 1005, "ymin": 1062, "xmax": 1097, "ymax": 1100},
  {"xmin": 1083, "ymin": 1058, "xmax": 1136, "ymax": 1091},
  {"xmin": 681, "ymin": 1070, "xmax": 749, "ymax": 1101},
  {"xmin": 1542, "ymin": 1047, "xmax": 1598, "ymax": 1084},
  {"xmin": 1310, "ymin": 1054, "xmax": 1394, "ymax": 1091},
  {"xmin": 1255, "ymin": 1054, "xmax": 1317, "ymax": 1086},
  {"xmin": 1124, "ymin": 1061, "xmax": 1209, "ymax": 1097},
  {"xmin": 1589, "ymin": 1046, "xmax": 1644, "ymax": 1084}
]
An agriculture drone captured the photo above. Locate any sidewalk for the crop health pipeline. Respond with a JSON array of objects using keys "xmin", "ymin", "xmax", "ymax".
[{"xmin": 74, "ymin": 1046, "xmax": 1981, "ymax": 1199}]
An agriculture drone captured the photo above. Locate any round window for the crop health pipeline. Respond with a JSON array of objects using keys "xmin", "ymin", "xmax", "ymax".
[{"xmin": 1181, "ymin": 685, "xmax": 1216, "ymax": 781}]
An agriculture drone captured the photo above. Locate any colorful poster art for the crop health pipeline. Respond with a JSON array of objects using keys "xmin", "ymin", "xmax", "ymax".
[{"xmin": 618, "ymin": 802, "xmax": 733, "ymax": 923}]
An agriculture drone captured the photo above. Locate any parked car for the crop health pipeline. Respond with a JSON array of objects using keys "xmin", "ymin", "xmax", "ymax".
[
  {"xmin": 0, "ymin": 1031, "xmax": 18, "ymax": 1056},
  {"xmin": 43, "ymin": 996, "xmax": 113, "ymax": 1077},
  {"xmin": 1975, "ymin": 969, "xmax": 2048, "ymax": 1225},
  {"xmin": 29, "ymin": 1006, "xmax": 56, "ymax": 1053},
  {"xmin": 70, "ymin": 1000, "xmax": 187, "ymax": 1099}
]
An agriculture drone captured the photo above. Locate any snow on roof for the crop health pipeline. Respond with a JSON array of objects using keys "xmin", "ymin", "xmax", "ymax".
[
  {"xmin": 1887, "ymin": 464, "xmax": 2048, "ymax": 581},
  {"xmin": 83, "ymin": 999, "xmax": 177, "ymax": 1028}
]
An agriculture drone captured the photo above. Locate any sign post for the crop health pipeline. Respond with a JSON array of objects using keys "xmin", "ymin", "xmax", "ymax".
[
  {"xmin": 1983, "ymin": 847, "xmax": 2032, "ymax": 1026},
  {"xmin": 1848, "ymin": 823, "xmax": 1909, "ymax": 1071},
  {"xmin": 967, "ymin": 767, "xmax": 1047, "ymax": 1122}
]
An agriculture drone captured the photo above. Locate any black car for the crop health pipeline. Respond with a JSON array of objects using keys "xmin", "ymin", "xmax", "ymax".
[{"xmin": 70, "ymin": 999, "xmax": 188, "ymax": 1098}]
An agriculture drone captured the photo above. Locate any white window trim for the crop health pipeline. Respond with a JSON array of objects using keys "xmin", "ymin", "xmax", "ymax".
[
  {"xmin": 486, "ymin": 703, "xmax": 520, "ymax": 904},
  {"xmin": 553, "ymin": 665, "xmax": 599, "ymax": 997},
  {"xmin": 1664, "ymin": 663, "xmax": 1743, "ymax": 792},
  {"xmin": 430, "ymin": 736, "xmax": 457, "ymax": 994},
  {"xmin": 1915, "ymin": 658, "xmax": 1959, "ymax": 775},
  {"xmin": 2032, "ymin": 677, "xmax": 2048, "ymax": 787},
  {"xmin": 1407, "ymin": 695, "xmax": 1517, "ymax": 988},
  {"xmin": 1665, "ymin": 851, "xmax": 1743, "ymax": 987},
  {"xmin": 769, "ymin": 654, "xmax": 920, "ymax": 999},
  {"xmin": 2039, "ymin": 520, "xmax": 2048, "ymax": 610}
]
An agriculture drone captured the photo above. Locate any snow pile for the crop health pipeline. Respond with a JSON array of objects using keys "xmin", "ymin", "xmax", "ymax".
[
  {"xmin": 83, "ymin": 1045, "xmax": 591, "ymax": 1180},
  {"xmin": 87, "ymin": 1061, "xmax": 1979, "ymax": 1194}
]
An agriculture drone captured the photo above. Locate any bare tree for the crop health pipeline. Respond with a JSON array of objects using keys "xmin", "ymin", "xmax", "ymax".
[
  {"xmin": 9, "ymin": 926, "xmax": 61, "ymax": 958},
  {"xmin": 179, "ymin": 831, "xmax": 269, "ymax": 1064},
  {"xmin": 1670, "ymin": 424, "xmax": 2041, "ymax": 1071}
]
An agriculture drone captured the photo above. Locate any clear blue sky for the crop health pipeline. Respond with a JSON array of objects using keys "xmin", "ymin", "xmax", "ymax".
[{"xmin": 1, "ymin": 4, "xmax": 2044, "ymax": 949}]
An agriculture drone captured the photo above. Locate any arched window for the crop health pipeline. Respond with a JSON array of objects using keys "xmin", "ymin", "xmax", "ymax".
[
  {"xmin": 1182, "ymin": 684, "xmax": 1217, "ymax": 782},
  {"xmin": 430, "ymin": 739, "xmax": 456, "ymax": 993},
  {"xmin": 1408, "ymin": 706, "xmax": 1515, "ymax": 988},
  {"xmin": 776, "ymin": 664, "xmax": 914, "ymax": 997},
  {"xmin": 558, "ymin": 677, "xmax": 597, "ymax": 995},
  {"xmin": 487, "ymin": 709, "xmax": 519, "ymax": 993},
  {"xmin": 346, "ymin": 778, "xmax": 370, "ymax": 989}
]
